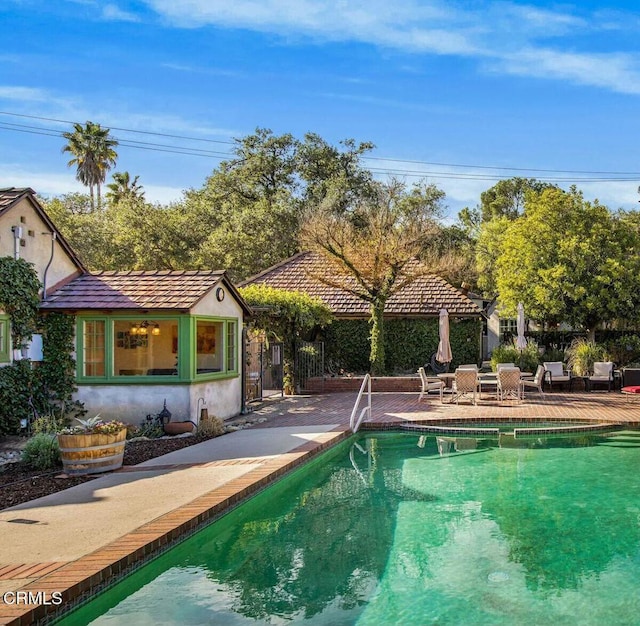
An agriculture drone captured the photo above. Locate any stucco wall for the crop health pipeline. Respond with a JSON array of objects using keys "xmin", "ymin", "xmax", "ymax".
[
  {"xmin": 0, "ymin": 197, "xmax": 79, "ymax": 289},
  {"xmin": 77, "ymin": 377, "xmax": 242, "ymax": 425}
]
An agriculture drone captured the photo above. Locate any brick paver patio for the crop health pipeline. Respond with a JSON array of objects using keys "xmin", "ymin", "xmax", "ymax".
[{"xmin": 248, "ymin": 389, "xmax": 640, "ymax": 428}]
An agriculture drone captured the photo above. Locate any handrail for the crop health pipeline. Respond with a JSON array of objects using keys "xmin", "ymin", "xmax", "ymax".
[{"xmin": 349, "ymin": 374, "xmax": 371, "ymax": 433}]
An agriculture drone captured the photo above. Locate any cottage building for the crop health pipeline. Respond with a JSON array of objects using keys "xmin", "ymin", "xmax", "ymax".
[{"xmin": 0, "ymin": 188, "xmax": 250, "ymax": 424}]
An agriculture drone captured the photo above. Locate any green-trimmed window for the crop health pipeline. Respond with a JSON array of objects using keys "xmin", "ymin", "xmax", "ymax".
[
  {"xmin": 83, "ymin": 320, "xmax": 106, "ymax": 376},
  {"xmin": 0, "ymin": 316, "xmax": 10, "ymax": 363},
  {"xmin": 226, "ymin": 321, "xmax": 237, "ymax": 372},
  {"xmin": 78, "ymin": 316, "xmax": 239, "ymax": 381}
]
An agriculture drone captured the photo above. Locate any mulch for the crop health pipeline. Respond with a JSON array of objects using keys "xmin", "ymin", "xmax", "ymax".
[{"xmin": 0, "ymin": 434, "xmax": 217, "ymax": 511}]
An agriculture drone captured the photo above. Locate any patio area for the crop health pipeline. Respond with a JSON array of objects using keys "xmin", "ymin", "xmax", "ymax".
[
  {"xmin": 1, "ymin": 389, "xmax": 638, "ymax": 625},
  {"xmin": 248, "ymin": 389, "xmax": 640, "ymax": 428}
]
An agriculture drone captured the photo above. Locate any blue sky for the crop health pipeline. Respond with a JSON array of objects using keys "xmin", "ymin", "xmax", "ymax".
[{"xmin": 2, "ymin": 0, "xmax": 640, "ymax": 219}]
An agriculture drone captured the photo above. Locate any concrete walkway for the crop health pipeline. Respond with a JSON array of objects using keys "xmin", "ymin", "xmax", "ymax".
[{"xmin": 0, "ymin": 390, "xmax": 638, "ymax": 625}]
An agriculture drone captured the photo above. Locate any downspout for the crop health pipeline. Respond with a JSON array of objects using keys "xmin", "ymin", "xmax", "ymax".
[
  {"xmin": 42, "ymin": 232, "xmax": 56, "ymax": 301},
  {"xmin": 241, "ymin": 326, "xmax": 248, "ymax": 414}
]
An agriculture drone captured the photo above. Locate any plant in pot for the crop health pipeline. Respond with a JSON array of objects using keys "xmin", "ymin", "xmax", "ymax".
[{"xmin": 57, "ymin": 415, "xmax": 128, "ymax": 476}]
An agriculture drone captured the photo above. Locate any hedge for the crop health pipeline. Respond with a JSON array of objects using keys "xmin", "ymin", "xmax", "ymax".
[{"xmin": 323, "ymin": 317, "xmax": 482, "ymax": 374}]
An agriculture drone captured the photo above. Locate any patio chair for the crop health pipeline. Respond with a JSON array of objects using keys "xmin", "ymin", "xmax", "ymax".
[
  {"xmin": 496, "ymin": 362, "xmax": 516, "ymax": 371},
  {"xmin": 458, "ymin": 363, "xmax": 479, "ymax": 370},
  {"xmin": 452, "ymin": 367, "xmax": 479, "ymax": 405},
  {"xmin": 497, "ymin": 367, "xmax": 522, "ymax": 402},
  {"xmin": 417, "ymin": 367, "xmax": 445, "ymax": 402},
  {"xmin": 587, "ymin": 361, "xmax": 614, "ymax": 392},
  {"xmin": 543, "ymin": 361, "xmax": 573, "ymax": 391},
  {"xmin": 520, "ymin": 364, "xmax": 545, "ymax": 399}
]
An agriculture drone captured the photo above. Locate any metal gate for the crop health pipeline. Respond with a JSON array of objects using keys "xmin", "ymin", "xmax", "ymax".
[
  {"xmin": 245, "ymin": 339, "xmax": 284, "ymax": 404},
  {"xmin": 295, "ymin": 341, "xmax": 325, "ymax": 392}
]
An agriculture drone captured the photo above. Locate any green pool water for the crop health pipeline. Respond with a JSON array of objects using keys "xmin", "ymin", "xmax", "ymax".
[{"xmin": 58, "ymin": 431, "xmax": 640, "ymax": 625}]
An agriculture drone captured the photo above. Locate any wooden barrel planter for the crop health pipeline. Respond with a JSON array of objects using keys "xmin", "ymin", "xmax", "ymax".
[{"xmin": 57, "ymin": 429, "xmax": 127, "ymax": 476}]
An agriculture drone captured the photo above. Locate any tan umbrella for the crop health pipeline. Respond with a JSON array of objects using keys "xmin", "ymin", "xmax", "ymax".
[
  {"xmin": 436, "ymin": 308, "xmax": 452, "ymax": 363},
  {"xmin": 516, "ymin": 302, "xmax": 527, "ymax": 350}
]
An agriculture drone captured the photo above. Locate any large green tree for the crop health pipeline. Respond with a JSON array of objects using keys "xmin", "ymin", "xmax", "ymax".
[
  {"xmin": 183, "ymin": 128, "xmax": 376, "ymax": 282},
  {"xmin": 299, "ymin": 178, "xmax": 454, "ymax": 375},
  {"xmin": 494, "ymin": 186, "xmax": 640, "ymax": 337},
  {"xmin": 62, "ymin": 121, "xmax": 118, "ymax": 210}
]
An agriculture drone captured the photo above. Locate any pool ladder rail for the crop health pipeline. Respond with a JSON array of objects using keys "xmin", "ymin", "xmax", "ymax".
[{"xmin": 350, "ymin": 373, "xmax": 371, "ymax": 433}]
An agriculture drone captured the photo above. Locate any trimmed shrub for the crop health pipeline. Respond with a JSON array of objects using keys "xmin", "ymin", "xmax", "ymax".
[{"xmin": 324, "ymin": 317, "xmax": 482, "ymax": 374}]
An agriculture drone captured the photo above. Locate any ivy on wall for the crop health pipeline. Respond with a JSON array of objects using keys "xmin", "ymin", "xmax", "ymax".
[
  {"xmin": 0, "ymin": 258, "xmax": 80, "ymax": 435},
  {"xmin": 0, "ymin": 257, "xmax": 40, "ymax": 349},
  {"xmin": 324, "ymin": 317, "xmax": 482, "ymax": 374}
]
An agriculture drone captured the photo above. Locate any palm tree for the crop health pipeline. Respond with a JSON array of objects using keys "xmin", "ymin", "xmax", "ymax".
[
  {"xmin": 62, "ymin": 121, "xmax": 118, "ymax": 210},
  {"xmin": 106, "ymin": 171, "xmax": 145, "ymax": 204}
]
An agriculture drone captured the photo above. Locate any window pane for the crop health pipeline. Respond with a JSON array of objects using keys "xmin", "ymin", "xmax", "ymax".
[
  {"xmin": 226, "ymin": 321, "xmax": 237, "ymax": 371},
  {"xmin": 114, "ymin": 320, "xmax": 178, "ymax": 376},
  {"xmin": 196, "ymin": 320, "xmax": 223, "ymax": 374},
  {"xmin": 0, "ymin": 319, "xmax": 9, "ymax": 362},
  {"xmin": 84, "ymin": 320, "xmax": 105, "ymax": 377}
]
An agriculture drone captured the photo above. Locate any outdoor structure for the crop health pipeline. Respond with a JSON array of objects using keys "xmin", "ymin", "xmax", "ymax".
[
  {"xmin": 243, "ymin": 251, "xmax": 483, "ymax": 383},
  {"xmin": 0, "ymin": 187, "xmax": 250, "ymax": 424},
  {"xmin": 0, "ymin": 187, "xmax": 85, "ymax": 362},
  {"xmin": 243, "ymin": 251, "xmax": 481, "ymax": 320},
  {"xmin": 40, "ymin": 270, "xmax": 251, "ymax": 422}
]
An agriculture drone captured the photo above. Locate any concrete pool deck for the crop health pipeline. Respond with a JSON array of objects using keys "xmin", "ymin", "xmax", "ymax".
[{"xmin": 1, "ymin": 390, "xmax": 638, "ymax": 624}]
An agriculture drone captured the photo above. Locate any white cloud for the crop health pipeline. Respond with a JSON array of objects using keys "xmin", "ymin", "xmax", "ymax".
[
  {"xmin": 495, "ymin": 48, "xmax": 640, "ymax": 95},
  {"xmin": 0, "ymin": 86, "xmax": 51, "ymax": 103},
  {"xmin": 101, "ymin": 3, "xmax": 141, "ymax": 22},
  {"xmin": 142, "ymin": 0, "xmax": 640, "ymax": 94}
]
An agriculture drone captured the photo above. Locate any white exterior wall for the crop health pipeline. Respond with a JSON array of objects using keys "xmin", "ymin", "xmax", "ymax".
[
  {"xmin": 0, "ymin": 197, "xmax": 80, "ymax": 288},
  {"xmin": 76, "ymin": 377, "xmax": 242, "ymax": 425}
]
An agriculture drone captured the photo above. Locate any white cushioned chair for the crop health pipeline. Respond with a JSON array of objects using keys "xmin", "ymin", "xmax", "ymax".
[
  {"xmin": 543, "ymin": 361, "xmax": 573, "ymax": 391},
  {"xmin": 587, "ymin": 361, "xmax": 614, "ymax": 392}
]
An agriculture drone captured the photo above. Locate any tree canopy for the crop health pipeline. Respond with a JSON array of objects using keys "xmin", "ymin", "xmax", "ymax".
[
  {"xmin": 299, "ymin": 177, "xmax": 455, "ymax": 374},
  {"xmin": 494, "ymin": 186, "xmax": 640, "ymax": 336}
]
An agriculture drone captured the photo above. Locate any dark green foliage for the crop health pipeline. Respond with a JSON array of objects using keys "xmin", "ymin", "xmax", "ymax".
[
  {"xmin": 0, "ymin": 360, "xmax": 37, "ymax": 434},
  {"xmin": 21, "ymin": 433, "xmax": 61, "ymax": 470},
  {"xmin": 0, "ymin": 262, "xmax": 79, "ymax": 435},
  {"xmin": 0, "ymin": 257, "xmax": 41, "ymax": 349},
  {"xmin": 325, "ymin": 318, "xmax": 481, "ymax": 374},
  {"xmin": 490, "ymin": 342, "xmax": 541, "ymax": 373},
  {"xmin": 37, "ymin": 313, "xmax": 79, "ymax": 412}
]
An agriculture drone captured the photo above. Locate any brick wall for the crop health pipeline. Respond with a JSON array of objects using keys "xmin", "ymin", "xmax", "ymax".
[{"xmin": 305, "ymin": 376, "xmax": 421, "ymax": 393}]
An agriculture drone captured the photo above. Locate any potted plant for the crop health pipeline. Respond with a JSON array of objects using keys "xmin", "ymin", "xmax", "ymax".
[{"xmin": 57, "ymin": 416, "xmax": 128, "ymax": 475}]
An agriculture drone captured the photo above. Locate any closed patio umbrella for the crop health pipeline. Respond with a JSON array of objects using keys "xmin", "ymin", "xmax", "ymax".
[
  {"xmin": 516, "ymin": 302, "xmax": 527, "ymax": 350},
  {"xmin": 436, "ymin": 308, "xmax": 452, "ymax": 363}
]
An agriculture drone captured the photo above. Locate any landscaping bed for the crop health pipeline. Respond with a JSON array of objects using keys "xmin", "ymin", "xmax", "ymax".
[{"xmin": 0, "ymin": 434, "xmax": 217, "ymax": 512}]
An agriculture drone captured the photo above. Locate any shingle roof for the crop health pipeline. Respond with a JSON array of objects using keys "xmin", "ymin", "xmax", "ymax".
[
  {"xmin": 242, "ymin": 252, "xmax": 481, "ymax": 317},
  {"xmin": 0, "ymin": 187, "xmax": 34, "ymax": 212},
  {"xmin": 41, "ymin": 270, "xmax": 230, "ymax": 311}
]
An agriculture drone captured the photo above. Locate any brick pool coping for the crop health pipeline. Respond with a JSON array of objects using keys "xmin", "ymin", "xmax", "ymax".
[
  {"xmin": 2, "ymin": 389, "xmax": 639, "ymax": 625},
  {"xmin": 0, "ymin": 427, "xmax": 351, "ymax": 626}
]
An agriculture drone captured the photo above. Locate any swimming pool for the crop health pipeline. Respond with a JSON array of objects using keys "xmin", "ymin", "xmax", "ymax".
[{"xmin": 58, "ymin": 430, "xmax": 640, "ymax": 625}]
